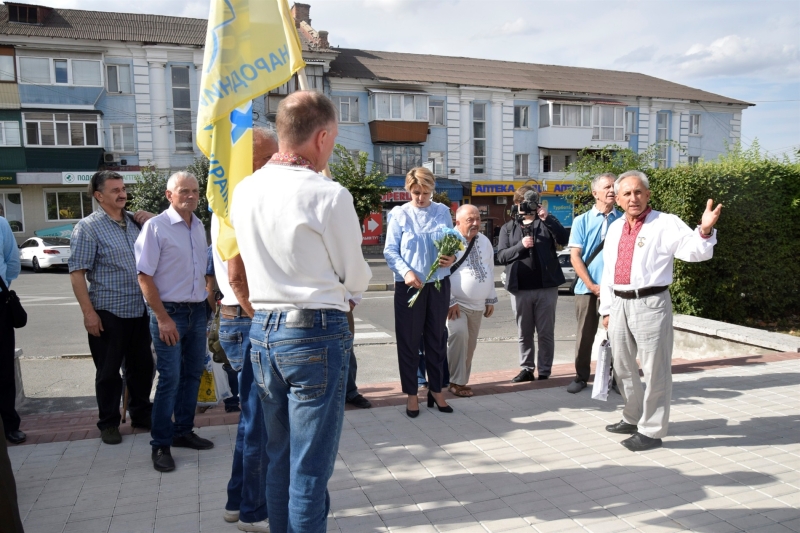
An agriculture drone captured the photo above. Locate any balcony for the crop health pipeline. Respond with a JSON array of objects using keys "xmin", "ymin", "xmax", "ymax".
[
  {"xmin": 368, "ymin": 121, "xmax": 428, "ymax": 143},
  {"xmin": 368, "ymin": 88, "xmax": 429, "ymax": 143}
]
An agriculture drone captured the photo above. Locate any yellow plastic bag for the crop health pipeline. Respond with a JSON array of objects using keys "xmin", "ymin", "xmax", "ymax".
[{"xmin": 197, "ymin": 368, "xmax": 219, "ymax": 405}]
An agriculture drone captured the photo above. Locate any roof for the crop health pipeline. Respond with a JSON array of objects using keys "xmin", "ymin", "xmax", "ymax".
[
  {"xmin": 328, "ymin": 48, "xmax": 752, "ymax": 106},
  {"xmin": 0, "ymin": 3, "xmax": 330, "ymax": 51}
]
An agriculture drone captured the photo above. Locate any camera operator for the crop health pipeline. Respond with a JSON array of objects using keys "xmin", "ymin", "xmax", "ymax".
[{"xmin": 497, "ymin": 185, "xmax": 569, "ymax": 382}]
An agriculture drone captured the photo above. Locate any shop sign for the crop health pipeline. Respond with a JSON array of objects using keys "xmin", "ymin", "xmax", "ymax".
[
  {"xmin": 381, "ymin": 189, "xmax": 411, "ymax": 203},
  {"xmin": 362, "ymin": 213, "xmax": 382, "ymax": 245},
  {"xmin": 62, "ymin": 171, "xmax": 144, "ymax": 185},
  {"xmin": 471, "ymin": 180, "xmax": 574, "ymax": 196},
  {"xmin": 0, "ymin": 172, "xmax": 16, "ymax": 185},
  {"xmin": 541, "ymin": 196, "xmax": 574, "ymax": 227}
]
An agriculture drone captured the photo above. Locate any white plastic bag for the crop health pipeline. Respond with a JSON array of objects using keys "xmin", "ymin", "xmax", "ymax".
[{"xmin": 592, "ymin": 337, "xmax": 612, "ymax": 401}]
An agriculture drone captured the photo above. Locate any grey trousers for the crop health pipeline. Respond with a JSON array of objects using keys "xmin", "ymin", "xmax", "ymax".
[
  {"xmin": 510, "ymin": 287, "xmax": 558, "ymax": 376},
  {"xmin": 574, "ymin": 294, "xmax": 600, "ymax": 383},
  {"xmin": 610, "ymin": 291, "xmax": 674, "ymax": 439},
  {"xmin": 446, "ymin": 307, "xmax": 483, "ymax": 386}
]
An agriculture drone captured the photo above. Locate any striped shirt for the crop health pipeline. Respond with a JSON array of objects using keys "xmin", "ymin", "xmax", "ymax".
[{"xmin": 69, "ymin": 209, "xmax": 145, "ymax": 318}]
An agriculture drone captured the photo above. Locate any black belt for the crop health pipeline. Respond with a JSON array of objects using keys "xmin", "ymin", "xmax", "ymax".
[{"xmin": 613, "ymin": 286, "xmax": 668, "ymax": 299}]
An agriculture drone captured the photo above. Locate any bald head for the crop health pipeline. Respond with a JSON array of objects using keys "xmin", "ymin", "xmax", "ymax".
[{"xmin": 455, "ymin": 204, "xmax": 481, "ymax": 241}]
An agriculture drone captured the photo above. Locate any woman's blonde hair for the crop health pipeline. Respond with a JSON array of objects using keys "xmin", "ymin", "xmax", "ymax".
[{"xmin": 405, "ymin": 167, "xmax": 436, "ymax": 193}]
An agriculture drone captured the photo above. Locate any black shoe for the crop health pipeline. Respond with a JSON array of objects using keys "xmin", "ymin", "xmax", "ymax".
[
  {"xmin": 567, "ymin": 379, "xmax": 587, "ymax": 393},
  {"xmin": 605, "ymin": 420, "xmax": 639, "ymax": 434},
  {"xmin": 537, "ymin": 375, "xmax": 549, "ymax": 380},
  {"xmin": 152, "ymin": 447, "xmax": 175, "ymax": 472},
  {"xmin": 225, "ymin": 405, "xmax": 241, "ymax": 413},
  {"xmin": 5, "ymin": 430, "xmax": 26, "ymax": 444},
  {"xmin": 406, "ymin": 397, "xmax": 419, "ymax": 418},
  {"xmin": 131, "ymin": 420, "xmax": 151, "ymax": 430},
  {"xmin": 427, "ymin": 391, "xmax": 453, "ymax": 413},
  {"xmin": 101, "ymin": 427, "xmax": 122, "ymax": 445},
  {"xmin": 172, "ymin": 431, "xmax": 214, "ymax": 450},
  {"xmin": 347, "ymin": 394, "xmax": 372, "ymax": 409},
  {"xmin": 512, "ymin": 369, "xmax": 535, "ymax": 383},
  {"xmin": 621, "ymin": 432, "xmax": 663, "ymax": 452}
]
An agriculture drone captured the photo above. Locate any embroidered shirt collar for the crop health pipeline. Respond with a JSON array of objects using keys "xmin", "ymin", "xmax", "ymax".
[
  {"xmin": 622, "ymin": 206, "xmax": 651, "ymax": 234},
  {"xmin": 267, "ymin": 152, "xmax": 316, "ymax": 171}
]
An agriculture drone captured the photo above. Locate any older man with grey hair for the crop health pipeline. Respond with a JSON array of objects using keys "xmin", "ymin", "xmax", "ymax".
[
  {"xmin": 446, "ymin": 204, "xmax": 497, "ymax": 397},
  {"xmin": 599, "ymin": 170, "xmax": 722, "ymax": 451},
  {"xmin": 567, "ymin": 172, "xmax": 622, "ymax": 394},
  {"xmin": 136, "ymin": 171, "xmax": 214, "ymax": 472}
]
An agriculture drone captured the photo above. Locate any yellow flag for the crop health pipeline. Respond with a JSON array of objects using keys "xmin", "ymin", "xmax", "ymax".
[{"xmin": 197, "ymin": 0, "xmax": 305, "ymax": 260}]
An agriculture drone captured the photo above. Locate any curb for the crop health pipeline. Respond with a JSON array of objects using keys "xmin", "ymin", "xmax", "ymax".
[{"xmin": 673, "ymin": 314, "xmax": 800, "ymax": 353}]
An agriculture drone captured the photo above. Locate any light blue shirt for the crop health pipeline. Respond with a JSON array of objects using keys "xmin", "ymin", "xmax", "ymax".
[
  {"xmin": 0, "ymin": 216, "xmax": 20, "ymax": 287},
  {"xmin": 134, "ymin": 206, "xmax": 207, "ymax": 303},
  {"xmin": 568, "ymin": 206, "xmax": 622, "ymax": 294},
  {"xmin": 384, "ymin": 202, "xmax": 453, "ymax": 283}
]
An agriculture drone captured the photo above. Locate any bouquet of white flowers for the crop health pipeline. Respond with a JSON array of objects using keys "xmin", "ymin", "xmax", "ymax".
[{"xmin": 408, "ymin": 226, "xmax": 465, "ymax": 307}]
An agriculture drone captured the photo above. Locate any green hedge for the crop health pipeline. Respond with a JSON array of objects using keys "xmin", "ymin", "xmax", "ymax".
[{"xmin": 566, "ymin": 144, "xmax": 800, "ymax": 324}]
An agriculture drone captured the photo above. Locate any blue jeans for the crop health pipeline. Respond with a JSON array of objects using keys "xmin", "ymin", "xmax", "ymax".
[
  {"xmin": 219, "ymin": 315, "xmax": 268, "ymax": 524},
  {"xmin": 250, "ymin": 310, "xmax": 351, "ymax": 533},
  {"xmin": 149, "ymin": 302, "xmax": 206, "ymax": 449},
  {"xmin": 223, "ymin": 363, "xmax": 240, "ymax": 409}
]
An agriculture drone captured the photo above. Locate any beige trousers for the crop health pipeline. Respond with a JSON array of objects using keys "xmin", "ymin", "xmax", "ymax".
[
  {"xmin": 610, "ymin": 291, "xmax": 674, "ymax": 439},
  {"xmin": 446, "ymin": 307, "xmax": 483, "ymax": 386}
]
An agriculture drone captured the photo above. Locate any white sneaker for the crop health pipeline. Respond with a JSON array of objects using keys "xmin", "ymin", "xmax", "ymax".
[
  {"xmin": 238, "ymin": 519, "xmax": 270, "ymax": 532},
  {"xmin": 223, "ymin": 510, "xmax": 240, "ymax": 523}
]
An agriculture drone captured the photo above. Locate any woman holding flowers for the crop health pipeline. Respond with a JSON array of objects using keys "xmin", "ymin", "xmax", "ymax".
[{"xmin": 384, "ymin": 167, "xmax": 461, "ymax": 417}]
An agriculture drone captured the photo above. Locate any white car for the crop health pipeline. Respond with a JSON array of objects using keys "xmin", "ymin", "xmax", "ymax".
[
  {"xmin": 558, "ymin": 248, "xmax": 576, "ymax": 289},
  {"xmin": 18, "ymin": 237, "xmax": 72, "ymax": 272}
]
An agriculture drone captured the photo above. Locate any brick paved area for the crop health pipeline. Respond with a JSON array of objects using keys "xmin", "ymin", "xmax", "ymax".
[{"xmin": 8, "ymin": 354, "xmax": 800, "ymax": 532}]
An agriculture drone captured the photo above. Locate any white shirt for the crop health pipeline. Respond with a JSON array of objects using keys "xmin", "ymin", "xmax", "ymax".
[
  {"xmin": 230, "ymin": 164, "xmax": 372, "ymax": 312},
  {"xmin": 598, "ymin": 210, "xmax": 716, "ymax": 316},
  {"xmin": 449, "ymin": 233, "xmax": 498, "ymax": 312},
  {"xmin": 210, "ymin": 215, "xmax": 238, "ymax": 306}
]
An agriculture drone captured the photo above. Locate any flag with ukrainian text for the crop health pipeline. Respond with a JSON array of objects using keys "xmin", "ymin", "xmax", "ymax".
[{"xmin": 197, "ymin": 0, "xmax": 305, "ymax": 260}]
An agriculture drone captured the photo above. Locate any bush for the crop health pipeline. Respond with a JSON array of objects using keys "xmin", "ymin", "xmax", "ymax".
[{"xmin": 566, "ymin": 143, "xmax": 800, "ymax": 324}]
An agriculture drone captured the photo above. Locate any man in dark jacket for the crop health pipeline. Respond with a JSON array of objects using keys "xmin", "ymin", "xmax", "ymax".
[{"xmin": 496, "ymin": 185, "xmax": 569, "ymax": 382}]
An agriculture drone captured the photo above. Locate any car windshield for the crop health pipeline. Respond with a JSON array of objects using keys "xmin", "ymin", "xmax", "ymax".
[
  {"xmin": 42, "ymin": 237, "xmax": 71, "ymax": 246},
  {"xmin": 558, "ymin": 255, "xmax": 572, "ymax": 267}
]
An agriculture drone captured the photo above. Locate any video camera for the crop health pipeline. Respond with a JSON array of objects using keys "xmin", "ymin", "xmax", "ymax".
[{"xmin": 511, "ymin": 189, "xmax": 542, "ymax": 238}]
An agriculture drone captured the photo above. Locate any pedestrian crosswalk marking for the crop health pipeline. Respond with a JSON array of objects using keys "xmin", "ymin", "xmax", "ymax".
[{"xmin": 354, "ymin": 332, "xmax": 392, "ymax": 340}]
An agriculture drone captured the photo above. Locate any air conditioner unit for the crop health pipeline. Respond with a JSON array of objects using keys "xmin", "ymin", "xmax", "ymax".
[
  {"xmin": 103, "ymin": 153, "xmax": 117, "ymax": 163},
  {"xmin": 496, "ymin": 196, "xmax": 508, "ymax": 205}
]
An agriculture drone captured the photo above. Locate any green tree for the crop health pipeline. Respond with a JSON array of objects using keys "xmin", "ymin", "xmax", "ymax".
[
  {"xmin": 127, "ymin": 158, "xmax": 211, "ymax": 230},
  {"xmin": 329, "ymin": 145, "xmax": 390, "ymax": 223},
  {"xmin": 432, "ymin": 190, "xmax": 451, "ymax": 207}
]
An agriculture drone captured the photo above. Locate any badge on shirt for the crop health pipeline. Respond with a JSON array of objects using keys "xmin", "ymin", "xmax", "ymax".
[{"xmin": 637, "ymin": 237, "xmax": 646, "ymax": 248}]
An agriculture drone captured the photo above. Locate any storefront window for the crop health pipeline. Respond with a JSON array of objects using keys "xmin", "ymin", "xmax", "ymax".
[
  {"xmin": 0, "ymin": 192, "xmax": 24, "ymax": 232},
  {"xmin": 45, "ymin": 190, "xmax": 93, "ymax": 221},
  {"xmin": 379, "ymin": 145, "xmax": 422, "ymax": 175}
]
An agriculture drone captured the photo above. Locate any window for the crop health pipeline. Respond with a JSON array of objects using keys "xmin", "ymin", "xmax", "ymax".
[
  {"xmin": 551, "ymin": 104, "xmax": 591, "ymax": 127},
  {"xmin": 0, "ymin": 53, "xmax": 15, "ymax": 82},
  {"xmin": 514, "ymin": 106, "xmax": 529, "ymax": 128},
  {"xmin": 106, "ymin": 64, "xmax": 132, "ymax": 94},
  {"xmin": 539, "ymin": 104, "xmax": 549, "ymax": 127},
  {"xmin": 542, "ymin": 154, "xmax": 571, "ymax": 172},
  {"xmin": 332, "ymin": 96, "xmax": 359, "ymax": 123},
  {"xmin": 428, "ymin": 151, "xmax": 444, "ymax": 175},
  {"xmin": 0, "ymin": 192, "xmax": 24, "ymax": 232},
  {"xmin": 473, "ymin": 103, "xmax": 486, "ymax": 174},
  {"xmin": 656, "ymin": 112, "xmax": 669, "ymax": 168},
  {"xmin": 17, "ymin": 57, "xmax": 102, "ymax": 86},
  {"xmin": 45, "ymin": 190, "xmax": 94, "ymax": 221},
  {"xmin": 429, "ymin": 101, "xmax": 444, "ymax": 126},
  {"xmin": 171, "ymin": 66, "xmax": 193, "ymax": 151},
  {"xmin": 688, "ymin": 156, "xmax": 700, "ymax": 165},
  {"xmin": 0, "ymin": 121, "xmax": 21, "ymax": 146},
  {"xmin": 515, "ymin": 154, "xmax": 529, "ymax": 176},
  {"xmin": 266, "ymin": 65, "xmax": 325, "ymax": 114},
  {"xmin": 689, "ymin": 114, "xmax": 700, "ymax": 135},
  {"xmin": 7, "ymin": 4, "xmax": 40, "ymax": 23},
  {"xmin": 111, "ymin": 124, "xmax": 135, "ymax": 152},
  {"xmin": 542, "ymin": 155, "xmax": 551, "ymax": 173},
  {"xmin": 23, "ymin": 113, "xmax": 100, "ymax": 147},
  {"xmin": 379, "ymin": 145, "xmax": 422, "ymax": 175},
  {"xmin": 369, "ymin": 92, "xmax": 429, "ymax": 121},
  {"xmin": 592, "ymin": 105, "xmax": 625, "ymax": 141},
  {"xmin": 625, "ymin": 111, "xmax": 637, "ymax": 135}
]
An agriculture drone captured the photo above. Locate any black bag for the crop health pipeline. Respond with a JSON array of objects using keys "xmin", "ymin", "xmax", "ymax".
[
  {"xmin": 0, "ymin": 275, "xmax": 27, "ymax": 329},
  {"xmin": 566, "ymin": 240, "xmax": 605, "ymax": 296}
]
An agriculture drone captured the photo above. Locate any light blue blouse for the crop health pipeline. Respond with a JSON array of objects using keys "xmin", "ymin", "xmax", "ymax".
[{"xmin": 383, "ymin": 202, "xmax": 454, "ymax": 283}]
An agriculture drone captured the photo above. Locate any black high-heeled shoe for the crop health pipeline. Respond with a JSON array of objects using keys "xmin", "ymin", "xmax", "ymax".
[
  {"xmin": 427, "ymin": 391, "xmax": 453, "ymax": 413},
  {"xmin": 406, "ymin": 397, "xmax": 419, "ymax": 418}
]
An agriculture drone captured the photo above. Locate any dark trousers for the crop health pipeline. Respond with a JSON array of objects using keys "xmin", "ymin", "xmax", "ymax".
[
  {"xmin": 0, "ymin": 418, "xmax": 24, "ymax": 533},
  {"xmin": 87, "ymin": 310, "xmax": 154, "ymax": 430},
  {"xmin": 394, "ymin": 278, "xmax": 450, "ymax": 394},
  {"xmin": 417, "ymin": 336, "xmax": 450, "ymax": 387},
  {"xmin": 0, "ymin": 308, "xmax": 20, "ymax": 434},
  {"xmin": 574, "ymin": 294, "xmax": 600, "ymax": 383},
  {"xmin": 345, "ymin": 311, "xmax": 360, "ymax": 401}
]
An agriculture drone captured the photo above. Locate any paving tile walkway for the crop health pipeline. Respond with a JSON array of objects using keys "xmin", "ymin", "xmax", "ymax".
[{"xmin": 9, "ymin": 357, "xmax": 800, "ymax": 533}]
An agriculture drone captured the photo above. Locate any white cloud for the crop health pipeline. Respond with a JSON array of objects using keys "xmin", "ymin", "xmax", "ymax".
[
  {"xmin": 667, "ymin": 35, "xmax": 799, "ymax": 78},
  {"xmin": 614, "ymin": 45, "xmax": 657, "ymax": 65},
  {"xmin": 497, "ymin": 17, "xmax": 537, "ymax": 36}
]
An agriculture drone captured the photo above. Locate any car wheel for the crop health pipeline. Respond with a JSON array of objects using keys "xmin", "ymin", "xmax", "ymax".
[{"xmin": 32, "ymin": 257, "xmax": 42, "ymax": 273}]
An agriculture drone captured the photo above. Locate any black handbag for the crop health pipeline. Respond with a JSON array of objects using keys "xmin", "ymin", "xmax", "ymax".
[
  {"xmin": 566, "ymin": 239, "xmax": 605, "ymax": 296},
  {"xmin": 0, "ymin": 275, "xmax": 27, "ymax": 328}
]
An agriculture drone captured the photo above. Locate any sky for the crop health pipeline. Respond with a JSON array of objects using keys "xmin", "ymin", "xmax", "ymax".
[{"xmin": 43, "ymin": 0, "xmax": 800, "ymax": 158}]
